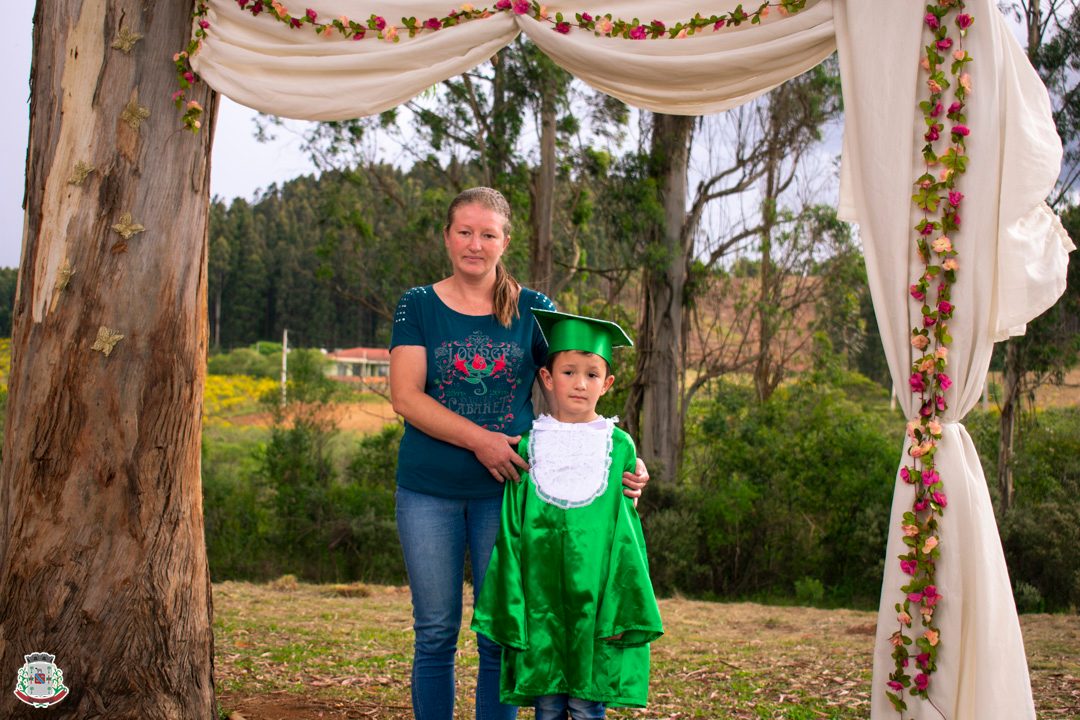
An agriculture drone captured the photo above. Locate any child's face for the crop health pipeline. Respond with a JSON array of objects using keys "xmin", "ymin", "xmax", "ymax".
[{"xmin": 539, "ymin": 351, "xmax": 615, "ymax": 423}]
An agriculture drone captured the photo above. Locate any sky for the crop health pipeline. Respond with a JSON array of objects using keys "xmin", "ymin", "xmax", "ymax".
[{"xmin": 3, "ymin": 3, "xmax": 319, "ymax": 270}]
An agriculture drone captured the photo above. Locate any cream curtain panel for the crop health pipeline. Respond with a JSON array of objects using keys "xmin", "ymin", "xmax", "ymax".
[{"xmin": 192, "ymin": 1, "xmax": 1072, "ymax": 718}]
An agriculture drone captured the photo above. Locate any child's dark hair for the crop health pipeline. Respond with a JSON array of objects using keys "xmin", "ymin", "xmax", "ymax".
[{"xmin": 544, "ymin": 349, "xmax": 612, "ymax": 378}]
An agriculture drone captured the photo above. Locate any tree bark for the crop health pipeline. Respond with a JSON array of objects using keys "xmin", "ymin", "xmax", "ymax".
[
  {"xmin": 624, "ymin": 113, "xmax": 694, "ymax": 483},
  {"xmin": 0, "ymin": 1, "xmax": 217, "ymax": 718},
  {"xmin": 997, "ymin": 340, "xmax": 1022, "ymax": 515},
  {"xmin": 528, "ymin": 82, "xmax": 556, "ymax": 297}
]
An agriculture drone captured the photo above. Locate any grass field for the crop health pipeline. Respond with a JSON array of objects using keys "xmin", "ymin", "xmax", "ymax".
[{"xmin": 213, "ymin": 581, "xmax": 1080, "ymax": 720}]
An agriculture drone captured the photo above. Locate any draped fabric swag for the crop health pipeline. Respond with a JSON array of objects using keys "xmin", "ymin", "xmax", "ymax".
[{"xmin": 191, "ymin": 1, "xmax": 1073, "ymax": 717}]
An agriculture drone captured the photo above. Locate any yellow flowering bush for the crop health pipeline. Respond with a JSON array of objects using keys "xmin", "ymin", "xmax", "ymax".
[{"xmin": 203, "ymin": 374, "xmax": 277, "ymax": 421}]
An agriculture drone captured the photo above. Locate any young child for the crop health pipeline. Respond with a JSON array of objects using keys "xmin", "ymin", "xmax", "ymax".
[{"xmin": 471, "ymin": 310, "xmax": 663, "ymax": 720}]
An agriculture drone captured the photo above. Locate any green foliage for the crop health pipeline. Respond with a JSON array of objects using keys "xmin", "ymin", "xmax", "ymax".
[
  {"xmin": 208, "ymin": 346, "xmax": 280, "ymax": 378},
  {"xmin": 0, "ymin": 268, "xmax": 17, "ymax": 338},
  {"xmin": 201, "ymin": 418, "xmax": 406, "ymax": 585},
  {"xmin": 671, "ymin": 373, "xmax": 900, "ymax": 606}
]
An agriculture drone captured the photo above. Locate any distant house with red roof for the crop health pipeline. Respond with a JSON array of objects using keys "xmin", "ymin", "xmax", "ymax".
[{"xmin": 325, "ymin": 347, "xmax": 390, "ymax": 384}]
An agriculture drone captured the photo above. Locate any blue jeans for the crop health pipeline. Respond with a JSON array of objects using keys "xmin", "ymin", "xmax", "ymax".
[
  {"xmin": 396, "ymin": 486, "xmax": 518, "ymax": 720},
  {"xmin": 534, "ymin": 695, "xmax": 606, "ymax": 720}
]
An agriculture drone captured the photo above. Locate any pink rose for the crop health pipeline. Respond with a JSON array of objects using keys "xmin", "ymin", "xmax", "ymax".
[
  {"xmin": 928, "ymin": 79, "xmax": 942, "ymax": 94},
  {"xmin": 902, "ymin": 524, "xmax": 920, "ymax": 537},
  {"xmin": 898, "ymin": 610, "xmax": 912, "ymax": 624},
  {"xmin": 957, "ymin": 13, "xmax": 973, "ymax": 29},
  {"xmin": 938, "ymin": 373, "xmax": 952, "ymax": 390},
  {"xmin": 912, "ymin": 334, "xmax": 930, "ymax": 350},
  {"xmin": 910, "ymin": 373, "xmax": 927, "ymax": 393},
  {"xmin": 424, "ymin": 17, "xmax": 443, "ymax": 29},
  {"xmin": 920, "ymin": 401, "xmax": 934, "ymax": 417},
  {"xmin": 901, "ymin": 558, "xmax": 918, "ymax": 575},
  {"xmin": 932, "ymin": 490, "xmax": 948, "ymax": 508},
  {"xmin": 914, "ymin": 498, "xmax": 930, "ymax": 511},
  {"xmin": 943, "ymin": 258, "xmax": 959, "ymax": 271},
  {"xmin": 929, "ymin": 102, "xmax": 943, "ymax": 118},
  {"xmin": 629, "ymin": 24, "xmax": 647, "ymax": 39},
  {"xmin": 948, "ymin": 190, "xmax": 963, "ymax": 207},
  {"xmin": 954, "ymin": 49, "xmax": 967, "ymax": 61},
  {"xmin": 935, "ymin": 394, "xmax": 947, "ymax": 411},
  {"xmin": 910, "ymin": 283, "xmax": 926, "ymax": 301},
  {"xmin": 925, "ymin": 125, "xmax": 940, "ymax": 142},
  {"xmin": 936, "ymin": 37, "xmax": 953, "ymax": 51},
  {"xmin": 923, "ymin": 315, "xmax": 937, "ymax": 328},
  {"xmin": 495, "ymin": 0, "xmax": 511, "ymax": 8},
  {"xmin": 924, "ymin": 12, "xmax": 940, "ymax": 29},
  {"xmin": 919, "ymin": 222, "xmax": 935, "ymax": 236},
  {"xmin": 652, "ymin": 19, "xmax": 665, "ymax": 31},
  {"xmin": 581, "ymin": 12, "xmax": 592, "ymax": 21},
  {"xmin": 199, "ymin": 18, "xmax": 210, "ymax": 29},
  {"xmin": 924, "ymin": 628, "xmax": 939, "ymax": 646},
  {"xmin": 713, "ymin": 18, "xmax": 725, "ymax": 30},
  {"xmin": 305, "ymin": 8, "xmax": 317, "ymax": 21},
  {"xmin": 908, "ymin": 591, "xmax": 924, "ymax": 603},
  {"xmin": 555, "ymin": 21, "xmax": 570, "ymax": 33},
  {"xmin": 951, "ymin": 124, "xmax": 970, "ymax": 137},
  {"xmin": 922, "ymin": 469, "xmax": 940, "ymax": 486},
  {"xmin": 916, "ymin": 652, "xmax": 931, "ymax": 669},
  {"xmin": 374, "ymin": 15, "xmax": 387, "ymax": 30},
  {"xmin": 184, "ymin": 71, "xmax": 195, "ymax": 84},
  {"xmin": 471, "ymin": 355, "xmax": 487, "ymax": 370},
  {"xmin": 932, "ymin": 235, "xmax": 952, "ymax": 253},
  {"xmin": 938, "ymin": 300, "xmax": 953, "ymax": 315},
  {"xmin": 923, "ymin": 536, "xmax": 939, "ymax": 553},
  {"xmin": 948, "ymin": 101, "xmax": 963, "ymax": 115},
  {"xmin": 888, "ymin": 680, "xmax": 904, "ymax": 692},
  {"xmin": 935, "ymin": 346, "xmax": 948, "ymax": 359},
  {"xmin": 512, "ymin": 0, "xmax": 530, "ymax": 14},
  {"xmin": 915, "ymin": 673, "xmax": 930, "ymax": 691},
  {"xmin": 960, "ymin": 73, "xmax": 972, "ymax": 92},
  {"xmin": 290, "ymin": 17, "xmax": 301, "ymax": 28}
]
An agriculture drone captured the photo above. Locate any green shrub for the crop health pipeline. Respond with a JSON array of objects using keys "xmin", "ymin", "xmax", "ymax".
[{"xmin": 794, "ymin": 576, "xmax": 826, "ymax": 606}]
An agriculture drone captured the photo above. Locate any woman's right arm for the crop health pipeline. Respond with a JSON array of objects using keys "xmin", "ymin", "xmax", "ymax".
[{"xmin": 390, "ymin": 345, "xmax": 529, "ymax": 482}]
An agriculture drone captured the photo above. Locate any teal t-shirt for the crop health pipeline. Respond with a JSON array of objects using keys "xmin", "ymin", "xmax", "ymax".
[{"xmin": 390, "ymin": 285, "xmax": 556, "ymax": 499}]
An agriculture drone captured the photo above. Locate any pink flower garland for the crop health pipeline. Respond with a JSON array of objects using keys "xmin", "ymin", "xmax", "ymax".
[
  {"xmin": 889, "ymin": 1, "xmax": 973, "ymax": 715},
  {"xmin": 174, "ymin": 0, "xmax": 809, "ymax": 130}
]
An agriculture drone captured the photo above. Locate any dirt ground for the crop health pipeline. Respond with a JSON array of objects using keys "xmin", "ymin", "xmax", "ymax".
[
  {"xmin": 229, "ymin": 400, "xmax": 400, "ymax": 433},
  {"xmin": 212, "ymin": 583, "xmax": 1080, "ymax": 720}
]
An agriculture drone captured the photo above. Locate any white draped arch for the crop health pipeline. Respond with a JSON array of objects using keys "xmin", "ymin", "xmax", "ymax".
[{"xmin": 191, "ymin": 1, "xmax": 1073, "ymax": 717}]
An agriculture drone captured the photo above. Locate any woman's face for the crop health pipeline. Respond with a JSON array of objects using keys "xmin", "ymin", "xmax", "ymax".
[{"xmin": 444, "ymin": 203, "xmax": 510, "ymax": 281}]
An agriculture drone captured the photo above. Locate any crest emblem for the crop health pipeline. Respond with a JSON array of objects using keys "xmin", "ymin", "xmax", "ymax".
[{"xmin": 14, "ymin": 652, "xmax": 69, "ymax": 708}]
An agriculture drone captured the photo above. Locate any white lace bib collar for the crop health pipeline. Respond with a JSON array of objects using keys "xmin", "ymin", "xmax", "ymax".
[{"xmin": 528, "ymin": 414, "xmax": 615, "ymax": 509}]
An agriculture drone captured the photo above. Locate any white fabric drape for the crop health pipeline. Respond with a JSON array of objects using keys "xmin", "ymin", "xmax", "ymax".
[
  {"xmin": 192, "ymin": 0, "xmax": 836, "ymax": 119},
  {"xmin": 191, "ymin": 1, "xmax": 1073, "ymax": 717},
  {"xmin": 835, "ymin": 1, "xmax": 1072, "ymax": 718}
]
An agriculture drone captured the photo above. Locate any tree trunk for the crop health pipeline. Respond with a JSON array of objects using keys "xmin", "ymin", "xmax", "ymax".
[
  {"xmin": 0, "ymin": 1, "xmax": 217, "ymax": 718},
  {"xmin": 528, "ymin": 82, "xmax": 556, "ymax": 297},
  {"xmin": 754, "ymin": 134, "xmax": 781, "ymax": 403},
  {"xmin": 624, "ymin": 113, "xmax": 693, "ymax": 483},
  {"xmin": 997, "ymin": 340, "xmax": 1022, "ymax": 515}
]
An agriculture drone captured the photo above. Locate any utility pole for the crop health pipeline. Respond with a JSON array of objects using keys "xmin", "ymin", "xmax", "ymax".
[{"xmin": 281, "ymin": 328, "xmax": 288, "ymax": 408}]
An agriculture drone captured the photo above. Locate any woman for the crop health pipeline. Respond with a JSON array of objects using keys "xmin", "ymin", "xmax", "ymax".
[{"xmin": 389, "ymin": 187, "xmax": 648, "ymax": 720}]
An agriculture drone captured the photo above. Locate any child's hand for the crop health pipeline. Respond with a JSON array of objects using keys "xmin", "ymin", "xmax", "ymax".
[
  {"xmin": 603, "ymin": 633, "xmax": 624, "ymax": 641},
  {"xmin": 621, "ymin": 457, "xmax": 649, "ymax": 499},
  {"xmin": 473, "ymin": 429, "xmax": 529, "ymax": 482}
]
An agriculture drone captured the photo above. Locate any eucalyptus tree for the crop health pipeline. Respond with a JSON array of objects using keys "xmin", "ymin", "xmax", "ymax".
[{"xmin": 0, "ymin": 0, "xmax": 217, "ymax": 716}]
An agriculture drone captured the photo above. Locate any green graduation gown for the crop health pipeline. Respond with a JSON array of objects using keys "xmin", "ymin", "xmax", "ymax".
[{"xmin": 471, "ymin": 416, "xmax": 663, "ymax": 708}]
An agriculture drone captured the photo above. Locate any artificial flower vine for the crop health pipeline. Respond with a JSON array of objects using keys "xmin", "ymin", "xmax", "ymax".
[
  {"xmin": 174, "ymin": 0, "xmax": 808, "ymax": 131},
  {"xmin": 888, "ymin": 1, "xmax": 973, "ymax": 716}
]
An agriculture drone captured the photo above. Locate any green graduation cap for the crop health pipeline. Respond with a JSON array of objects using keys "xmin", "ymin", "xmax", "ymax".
[{"xmin": 533, "ymin": 309, "xmax": 633, "ymax": 367}]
